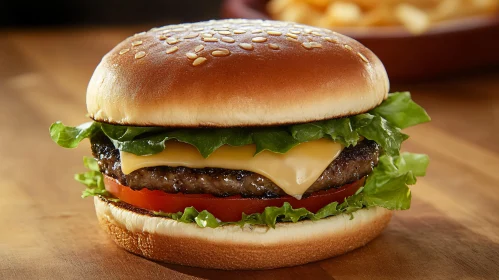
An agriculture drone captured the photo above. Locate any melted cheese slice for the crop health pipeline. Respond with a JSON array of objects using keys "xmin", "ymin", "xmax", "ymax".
[{"xmin": 120, "ymin": 139, "xmax": 343, "ymax": 199}]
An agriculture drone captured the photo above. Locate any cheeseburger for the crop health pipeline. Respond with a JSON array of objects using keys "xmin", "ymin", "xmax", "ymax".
[{"xmin": 50, "ymin": 19, "xmax": 430, "ymax": 270}]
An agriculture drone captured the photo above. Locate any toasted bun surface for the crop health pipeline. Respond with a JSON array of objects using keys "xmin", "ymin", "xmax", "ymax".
[
  {"xmin": 94, "ymin": 196, "xmax": 392, "ymax": 270},
  {"xmin": 87, "ymin": 19, "xmax": 389, "ymax": 127}
]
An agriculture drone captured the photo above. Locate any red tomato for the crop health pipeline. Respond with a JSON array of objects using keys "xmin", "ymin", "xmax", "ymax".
[{"xmin": 104, "ymin": 175, "xmax": 364, "ymax": 222}]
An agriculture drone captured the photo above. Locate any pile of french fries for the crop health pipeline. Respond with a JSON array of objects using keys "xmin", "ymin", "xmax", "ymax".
[{"xmin": 268, "ymin": 0, "xmax": 499, "ymax": 34}]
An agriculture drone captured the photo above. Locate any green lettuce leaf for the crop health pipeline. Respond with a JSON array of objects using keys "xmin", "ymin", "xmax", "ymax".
[
  {"xmin": 74, "ymin": 157, "xmax": 108, "ymax": 198},
  {"xmin": 290, "ymin": 123, "xmax": 325, "ymax": 142},
  {"xmin": 100, "ymin": 123, "xmax": 162, "ymax": 141},
  {"xmin": 50, "ymin": 122, "xmax": 100, "ymax": 148},
  {"xmin": 370, "ymin": 92, "xmax": 431, "ymax": 129},
  {"xmin": 361, "ymin": 153, "xmax": 430, "ymax": 210},
  {"xmin": 321, "ymin": 118, "xmax": 360, "ymax": 146},
  {"xmin": 252, "ymin": 129, "xmax": 301, "ymax": 154},
  {"xmin": 167, "ymin": 128, "xmax": 253, "ymax": 157},
  {"xmin": 353, "ymin": 115, "xmax": 409, "ymax": 156}
]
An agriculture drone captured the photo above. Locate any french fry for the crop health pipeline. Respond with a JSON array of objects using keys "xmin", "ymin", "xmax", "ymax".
[
  {"xmin": 278, "ymin": 3, "xmax": 322, "ymax": 24},
  {"xmin": 359, "ymin": 5, "xmax": 398, "ymax": 26},
  {"xmin": 395, "ymin": 3, "xmax": 431, "ymax": 34},
  {"xmin": 325, "ymin": 2, "xmax": 363, "ymax": 26}
]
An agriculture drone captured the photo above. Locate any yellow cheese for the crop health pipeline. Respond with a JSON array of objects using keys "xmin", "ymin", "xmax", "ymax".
[{"xmin": 120, "ymin": 139, "xmax": 343, "ymax": 199}]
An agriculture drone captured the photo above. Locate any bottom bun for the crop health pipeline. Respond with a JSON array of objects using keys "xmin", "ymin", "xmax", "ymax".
[{"xmin": 94, "ymin": 196, "xmax": 392, "ymax": 270}]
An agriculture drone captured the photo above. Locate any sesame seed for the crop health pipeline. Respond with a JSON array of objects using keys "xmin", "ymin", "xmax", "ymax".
[
  {"xmin": 202, "ymin": 37, "xmax": 218, "ymax": 42},
  {"xmin": 267, "ymin": 30, "xmax": 282, "ymax": 36},
  {"xmin": 160, "ymin": 29, "xmax": 171, "ymax": 34},
  {"xmin": 192, "ymin": 57, "xmax": 207, "ymax": 66},
  {"xmin": 183, "ymin": 33, "xmax": 198, "ymax": 39},
  {"xmin": 324, "ymin": 37, "xmax": 338, "ymax": 43},
  {"xmin": 261, "ymin": 23, "xmax": 272, "ymax": 27},
  {"xmin": 268, "ymin": 43, "xmax": 279, "ymax": 50},
  {"xmin": 211, "ymin": 48, "xmax": 231, "ymax": 57},
  {"xmin": 310, "ymin": 42, "xmax": 322, "ymax": 48},
  {"xmin": 134, "ymin": 51, "xmax": 146, "ymax": 59},
  {"xmin": 214, "ymin": 27, "xmax": 229, "ymax": 31},
  {"xmin": 344, "ymin": 44, "xmax": 353, "ymax": 51},
  {"xmin": 302, "ymin": 42, "xmax": 313, "ymax": 50},
  {"xmin": 221, "ymin": 36, "xmax": 235, "ymax": 43},
  {"xmin": 134, "ymin": 31, "xmax": 146, "ymax": 36},
  {"xmin": 202, "ymin": 33, "xmax": 213, "ymax": 38},
  {"xmin": 233, "ymin": 30, "xmax": 246, "ymax": 34},
  {"xmin": 193, "ymin": 27, "xmax": 204, "ymax": 31},
  {"xmin": 302, "ymin": 41, "xmax": 322, "ymax": 49},
  {"xmin": 172, "ymin": 28, "xmax": 186, "ymax": 32},
  {"xmin": 252, "ymin": 37, "xmax": 267, "ymax": 43},
  {"xmin": 131, "ymin": 40, "xmax": 143, "ymax": 47},
  {"xmin": 194, "ymin": 44, "xmax": 204, "ymax": 53},
  {"xmin": 119, "ymin": 48, "xmax": 130, "ymax": 55},
  {"xmin": 286, "ymin": 33, "xmax": 298, "ymax": 39},
  {"xmin": 218, "ymin": 31, "xmax": 231, "ymax": 35},
  {"xmin": 186, "ymin": 52, "xmax": 198, "ymax": 60},
  {"xmin": 166, "ymin": 37, "xmax": 178, "ymax": 45},
  {"xmin": 358, "ymin": 52, "xmax": 369, "ymax": 63},
  {"xmin": 290, "ymin": 30, "xmax": 301, "ymax": 34},
  {"xmin": 251, "ymin": 29, "xmax": 262, "ymax": 34},
  {"xmin": 158, "ymin": 35, "xmax": 168, "ymax": 40},
  {"xmin": 311, "ymin": 31, "xmax": 322, "ymax": 36},
  {"xmin": 304, "ymin": 28, "xmax": 312, "ymax": 34},
  {"xmin": 286, "ymin": 37, "xmax": 299, "ymax": 43},
  {"xmin": 166, "ymin": 46, "xmax": 179, "ymax": 54},
  {"xmin": 239, "ymin": 43, "xmax": 254, "ymax": 50}
]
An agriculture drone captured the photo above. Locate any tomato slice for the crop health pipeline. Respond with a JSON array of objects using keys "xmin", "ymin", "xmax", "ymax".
[{"xmin": 104, "ymin": 175, "xmax": 364, "ymax": 222}]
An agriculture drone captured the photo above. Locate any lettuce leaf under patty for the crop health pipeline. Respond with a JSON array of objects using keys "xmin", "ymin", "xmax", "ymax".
[
  {"xmin": 74, "ymin": 157, "xmax": 109, "ymax": 198},
  {"xmin": 50, "ymin": 92, "xmax": 430, "ymax": 157},
  {"xmin": 85, "ymin": 153, "xmax": 428, "ymax": 228}
]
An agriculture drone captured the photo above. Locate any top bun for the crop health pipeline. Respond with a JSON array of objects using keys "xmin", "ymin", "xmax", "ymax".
[{"xmin": 87, "ymin": 19, "xmax": 389, "ymax": 127}]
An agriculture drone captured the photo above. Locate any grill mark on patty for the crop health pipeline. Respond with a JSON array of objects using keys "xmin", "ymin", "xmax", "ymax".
[{"xmin": 91, "ymin": 134, "xmax": 379, "ymax": 198}]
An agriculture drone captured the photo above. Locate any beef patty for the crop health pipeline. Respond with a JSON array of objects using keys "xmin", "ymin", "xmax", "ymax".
[{"xmin": 91, "ymin": 135, "xmax": 380, "ymax": 198}]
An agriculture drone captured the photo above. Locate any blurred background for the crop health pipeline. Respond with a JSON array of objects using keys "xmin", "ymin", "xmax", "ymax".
[
  {"xmin": 0, "ymin": 1, "xmax": 222, "ymax": 26},
  {"xmin": 2, "ymin": 0, "xmax": 498, "ymax": 81}
]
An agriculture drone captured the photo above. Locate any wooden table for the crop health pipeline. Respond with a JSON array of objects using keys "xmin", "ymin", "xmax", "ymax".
[{"xmin": 1, "ymin": 27, "xmax": 498, "ymax": 279}]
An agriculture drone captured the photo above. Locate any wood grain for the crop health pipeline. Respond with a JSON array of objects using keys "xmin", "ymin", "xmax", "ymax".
[{"xmin": 1, "ymin": 27, "xmax": 498, "ymax": 279}]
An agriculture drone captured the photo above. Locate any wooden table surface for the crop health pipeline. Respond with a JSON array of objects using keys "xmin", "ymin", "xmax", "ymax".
[{"xmin": 1, "ymin": 27, "xmax": 498, "ymax": 280}]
